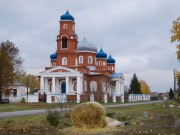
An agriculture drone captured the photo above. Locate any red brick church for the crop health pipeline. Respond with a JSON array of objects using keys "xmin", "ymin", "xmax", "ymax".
[{"xmin": 38, "ymin": 10, "xmax": 124, "ymax": 103}]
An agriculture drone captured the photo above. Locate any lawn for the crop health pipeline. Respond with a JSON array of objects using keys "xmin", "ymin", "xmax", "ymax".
[
  {"xmin": 0, "ymin": 101, "xmax": 180, "ymax": 134},
  {"xmin": 0, "ymin": 101, "xmax": 129, "ymax": 113},
  {"xmin": 0, "ymin": 102, "xmax": 77, "ymax": 112}
]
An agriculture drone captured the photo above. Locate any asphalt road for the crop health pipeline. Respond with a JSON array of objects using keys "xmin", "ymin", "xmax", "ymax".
[{"xmin": 0, "ymin": 100, "xmax": 163, "ymax": 118}]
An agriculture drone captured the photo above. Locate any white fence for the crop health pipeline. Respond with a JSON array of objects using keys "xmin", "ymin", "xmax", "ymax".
[{"xmin": 128, "ymin": 94, "xmax": 150, "ymax": 102}]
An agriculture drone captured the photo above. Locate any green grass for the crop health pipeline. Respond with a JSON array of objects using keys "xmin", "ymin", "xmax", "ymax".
[
  {"xmin": 0, "ymin": 102, "xmax": 77, "ymax": 112},
  {"xmin": 0, "ymin": 102, "xmax": 180, "ymax": 134}
]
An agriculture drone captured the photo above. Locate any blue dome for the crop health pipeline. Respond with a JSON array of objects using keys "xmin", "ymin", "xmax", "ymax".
[
  {"xmin": 60, "ymin": 10, "xmax": 74, "ymax": 21},
  {"xmin": 50, "ymin": 52, "xmax": 57, "ymax": 59},
  {"xmin": 107, "ymin": 55, "xmax": 115, "ymax": 64},
  {"xmin": 96, "ymin": 48, "xmax": 107, "ymax": 58}
]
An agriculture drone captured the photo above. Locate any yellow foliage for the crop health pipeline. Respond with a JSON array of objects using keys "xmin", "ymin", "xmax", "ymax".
[
  {"xmin": 171, "ymin": 17, "xmax": 180, "ymax": 61},
  {"xmin": 176, "ymin": 71, "xmax": 180, "ymax": 81},
  {"xmin": 71, "ymin": 102, "xmax": 106, "ymax": 129},
  {"xmin": 140, "ymin": 80, "xmax": 151, "ymax": 94}
]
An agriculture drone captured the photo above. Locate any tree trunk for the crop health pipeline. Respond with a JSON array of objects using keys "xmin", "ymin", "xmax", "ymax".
[{"xmin": 0, "ymin": 89, "xmax": 2, "ymax": 102}]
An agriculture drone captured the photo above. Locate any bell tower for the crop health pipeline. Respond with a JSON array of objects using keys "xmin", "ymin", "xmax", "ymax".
[{"xmin": 56, "ymin": 10, "xmax": 78, "ymax": 67}]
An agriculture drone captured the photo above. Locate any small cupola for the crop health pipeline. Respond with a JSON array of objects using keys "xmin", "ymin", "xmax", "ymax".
[
  {"xmin": 60, "ymin": 10, "xmax": 74, "ymax": 21},
  {"xmin": 50, "ymin": 52, "xmax": 57, "ymax": 59},
  {"xmin": 107, "ymin": 55, "xmax": 115, "ymax": 64},
  {"xmin": 96, "ymin": 48, "xmax": 107, "ymax": 58}
]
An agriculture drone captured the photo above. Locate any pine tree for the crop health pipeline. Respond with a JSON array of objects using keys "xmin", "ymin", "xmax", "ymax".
[
  {"xmin": 169, "ymin": 88, "xmax": 174, "ymax": 100},
  {"xmin": 129, "ymin": 73, "xmax": 141, "ymax": 94}
]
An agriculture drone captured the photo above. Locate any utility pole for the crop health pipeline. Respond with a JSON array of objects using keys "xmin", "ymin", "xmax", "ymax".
[{"xmin": 27, "ymin": 76, "xmax": 29, "ymax": 102}]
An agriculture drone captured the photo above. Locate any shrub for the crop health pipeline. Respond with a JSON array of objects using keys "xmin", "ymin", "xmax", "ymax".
[
  {"xmin": 71, "ymin": 102, "xmax": 106, "ymax": 128},
  {"xmin": 106, "ymin": 110, "xmax": 117, "ymax": 118},
  {"xmin": 46, "ymin": 109, "xmax": 61, "ymax": 127},
  {"xmin": 20, "ymin": 97, "xmax": 26, "ymax": 103}
]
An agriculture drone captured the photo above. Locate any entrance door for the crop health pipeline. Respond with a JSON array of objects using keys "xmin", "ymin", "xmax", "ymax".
[{"xmin": 61, "ymin": 82, "xmax": 66, "ymax": 93}]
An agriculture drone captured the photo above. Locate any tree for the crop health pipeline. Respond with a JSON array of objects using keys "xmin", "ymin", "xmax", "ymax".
[
  {"xmin": 140, "ymin": 80, "xmax": 151, "ymax": 94},
  {"xmin": 175, "ymin": 71, "xmax": 180, "ymax": 101},
  {"xmin": 171, "ymin": 17, "xmax": 180, "ymax": 61},
  {"xmin": 15, "ymin": 70, "xmax": 40, "ymax": 92},
  {"xmin": 169, "ymin": 88, "xmax": 174, "ymax": 100},
  {"xmin": 0, "ymin": 41, "xmax": 22, "ymax": 101},
  {"xmin": 129, "ymin": 73, "xmax": 141, "ymax": 94}
]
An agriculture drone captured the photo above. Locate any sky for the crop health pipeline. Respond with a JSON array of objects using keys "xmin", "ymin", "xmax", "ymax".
[{"xmin": 0, "ymin": 0, "xmax": 180, "ymax": 93}]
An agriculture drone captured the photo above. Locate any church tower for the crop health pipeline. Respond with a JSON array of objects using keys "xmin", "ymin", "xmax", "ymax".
[{"xmin": 56, "ymin": 10, "xmax": 78, "ymax": 67}]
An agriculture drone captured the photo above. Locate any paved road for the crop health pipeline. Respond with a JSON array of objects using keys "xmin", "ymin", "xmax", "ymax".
[{"xmin": 0, "ymin": 100, "xmax": 163, "ymax": 118}]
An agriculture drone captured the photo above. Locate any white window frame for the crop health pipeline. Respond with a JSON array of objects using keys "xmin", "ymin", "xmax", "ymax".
[
  {"xmin": 88, "ymin": 56, "xmax": 93, "ymax": 64},
  {"xmin": 99, "ymin": 61, "xmax": 102, "ymax": 66},
  {"xmin": 52, "ymin": 62, "xmax": 56, "ymax": 66},
  {"xmin": 62, "ymin": 57, "xmax": 67, "ymax": 65},
  {"xmin": 108, "ymin": 66, "xmax": 111, "ymax": 70},
  {"xmin": 79, "ymin": 56, "xmax": 83, "ymax": 64},
  {"xmin": 90, "ymin": 81, "xmax": 97, "ymax": 92}
]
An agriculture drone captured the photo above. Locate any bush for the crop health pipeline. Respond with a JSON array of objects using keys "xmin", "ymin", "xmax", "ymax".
[
  {"xmin": 46, "ymin": 109, "xmax": 61, "ymax": 127},
  {"xmin": 20, "ymin": 97, "xmax": 26, "ymax": 103},
  {"xmin": 71, "ymin": 102, "xmax": 106, "ymax": 128},
  {"xmin": 106, "ymin": 110, "xmax": 117, "ymax": 118}
]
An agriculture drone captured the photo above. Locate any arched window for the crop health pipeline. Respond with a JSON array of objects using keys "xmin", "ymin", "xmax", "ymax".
[
  {"xmin": 102, "ymin": 81, "xmax": 106, "ymax": 93},
  {"xmin": 79, "ymin": 56, "xmax": 83, "ymax": 64},
  {"xmin": 73, "ymin": 81, "xmax": 77, "ymax": 91},
  {"xmin": 99, "ymin": 61, "xmax": 102, "ymax": 66},
  {"xmin": 84, "ymin": 80, "xmax": 87, "ymax": 91},
  {"xmin": 103, "ymin": 62, "xmax": 105, "ymax": 66},
  {"xmin": 112, "ymin": 66, "xmax": 114, "ymax": 70},
  {"xmin": 90, "ymin": 81, "xmax": 97, "ymax": 92},
  {"xmin": 52, "ymin": 62, "xmax": 56, "ymax": 66},
  {"xmin": 63, "ymin": 23, "xmax": 67, "ymax": 29},
  {"xmin": 108, "ymin": 66, "xmax": 111, "ymax": 70},
  {"xmin": 88, "ymin": 56, "xmax": 93, "ymax": 64},
  {"xmin": 73, "ymin": 25, "xmax": 75, "ymax": 31},
  {"xmin": 62, "ymin": 57, "xmax": 67, "ymax": 65},
  {"xmin": 62, "ymin": 37, "xmax": 67, "ymax": 49}
]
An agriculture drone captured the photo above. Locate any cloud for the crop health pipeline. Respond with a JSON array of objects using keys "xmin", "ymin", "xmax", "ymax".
[{"xmin": 0, "ymin": 0, "xmax": 180, "ymax": 92}]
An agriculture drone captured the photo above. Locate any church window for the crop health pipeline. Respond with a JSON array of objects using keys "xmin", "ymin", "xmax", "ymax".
[
  {"xmin": 84, "ymin": 80, "xmax": 87, "ymax": 91},
  {"xmin": 102, "ymin": 81, "xmax": 106, "ymax": 93},
  {"xmin": 62, "ymin": 57, "xmax": 67, "ymax": 65},
  {"xmin": 108, "ymin": 66, "xmax": 111, "ymax": 70},
  {"xmin": 112, "ymin": 66, "xmax": 114, "ymax": 70},
  {"xmin": 79, "ymin": 56, "xmax": 83, "ymax": 63},
  {"xmin": 99, "ymin": 61, "xmax": 102, "ymax": 66},
  {"xmin": 103, "ymin": 62, "xmax": 105, "ymax": 66},
  {"xmin": 73, "ymin": 25, "xmax": 75, "ymax": 31},
  {"xmin": 62, "ymin": 37, "xmax": 68, "ymax": 49},
  {"xmin": 73, "ymin": 81, "xmax": 77, "ymax": 91},
  {"xmin": 90, "ymin": 81, "xmax": 97, "ymax": 92},
  {"xmin": 63, "ymin": 23, "xmax": 67, "ymax": 29},
  {"xmin": 52, "ymin": 62, "xmax": 56, "ymax": 66},
  {"xmin": 88, "ymin": 56, "xmax": 93, "ymax": 64},
  {"xmin": 12, "ymin": 89, "xmax": 17, "ymax": 97}
]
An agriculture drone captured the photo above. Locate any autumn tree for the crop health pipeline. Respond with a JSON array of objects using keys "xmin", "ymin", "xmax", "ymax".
[
  {"xmin": 140, "ymin": 80, "xmax": 151, "ymax": 94},
  {"xmin": 16, "ymin": 70, "xmax": 40, "ymax": 92},
  {"xmin": 0, "ymin": 41, "xmax": 22, "ymax": 101},
  {"xmin": 171, "ymin": 17, "xmax": 180, "ymax": 61},
  {"xmin": 129, "ymin": 73, "xmax": 141, "ymax": 94}
]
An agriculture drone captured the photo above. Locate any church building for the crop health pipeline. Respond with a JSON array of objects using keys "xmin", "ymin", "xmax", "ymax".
[{"xmin": 39, "ymin": 10, "xmax": 125, "ymax": 103}]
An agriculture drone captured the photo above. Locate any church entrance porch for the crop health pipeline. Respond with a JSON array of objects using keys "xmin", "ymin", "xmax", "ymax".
[{"xmin": 39, "ymin": 66, "xmax": 83, "ymax": 103}]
